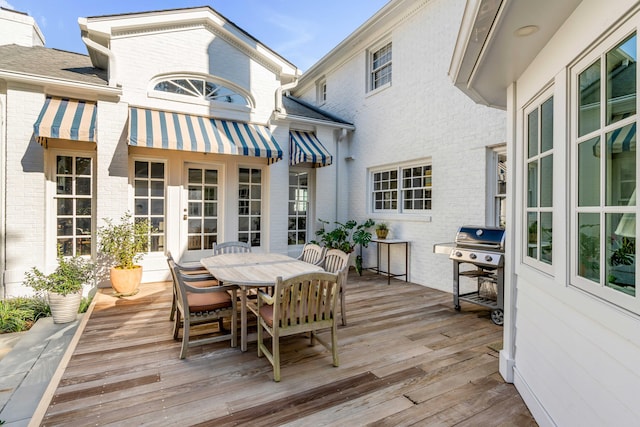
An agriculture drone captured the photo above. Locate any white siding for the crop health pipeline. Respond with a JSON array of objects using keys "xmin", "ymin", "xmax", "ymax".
[{"xmin": 508, "ymin": 0, "xmax": 640, "ymax": 424}]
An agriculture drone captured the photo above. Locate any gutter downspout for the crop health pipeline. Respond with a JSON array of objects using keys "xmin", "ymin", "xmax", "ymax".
[
  {"xmin": 80, "ymin": 32, "xmax": 117, "ymax": 87},
  {"xmin": 275, "ymin": 78, "xmax": 299, "ymax": 113},
  {"xmin": 336, "ymin": 128, "xmax": 348, "ymax": 222}
]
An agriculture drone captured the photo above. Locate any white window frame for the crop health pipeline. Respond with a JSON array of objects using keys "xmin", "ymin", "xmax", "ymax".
[
  {"xmin": 288, "ymin": 170, "xmax": 310, "ymax": 246},
  {"xmin": 317, "ymin": 79, "xmax": 327, "ymax": 105},
  {"xmin": 369, "ymin": 159, "xmax": 432, "ymax": 216},
  {"xmin": 488, "ymin": 145, "xmax": 507, "ymax": 228},
  {"xmin": 569, "ymin": 17, "xmax": 639, "ymax": 314},
  {"xmin": 238, "ymin": 165, "xmax": 264, "ymax": 248},
  {"xmin": 49, "ymin": 149, "xmax": 96, "ymax": 259},
  {"xmin": 131, "ymin": 158, "xmax": 167, "ymax": 255},
  {"xmin": 523, "ymin": 91, "xmax": 555, "ymax": 273},
  {"xmin": 367, "ymin": 39, "xmax": 392, "ymax": 93},
  {"xmin": 148, "ymin": 73, "xmax": 254, "ymax": 110}
]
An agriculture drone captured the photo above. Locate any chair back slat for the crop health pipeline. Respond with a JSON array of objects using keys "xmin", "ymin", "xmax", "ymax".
[
  {"xmin": 274, "ymin": 272, "xmax": 339, "ymax": 329},
  {"xmin": 297, "ymin": 243, "xmax": 327, "ymax": 267},
  {"xmin": 213, "ymin": 241, "xmax": 251, "ymax": 255},
  {"xmin": 323, "ymin": 249, "xmax": 350, "ymax": 276}
]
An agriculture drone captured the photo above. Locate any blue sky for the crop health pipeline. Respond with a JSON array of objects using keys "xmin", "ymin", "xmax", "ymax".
[{"xmin": 2, "ymin": 1, "xmax": 390, "ymax": 71}]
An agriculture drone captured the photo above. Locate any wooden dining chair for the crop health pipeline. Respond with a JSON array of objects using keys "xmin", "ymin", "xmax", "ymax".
[
  {"xmin": 257, "ymin": 271, "xmax": 341, "ymax": 382},
  {"xmin": 213, "ymin": 241, "xmax": 251, "ymax": 255},
  {"xmin": 168, "ymin": 257, "xmax": 238, "ymax": 359},
  {"xmin": 323, "ymin": 249, "xmax": 351, "ymax": 326},
  {"xmin": 166, "ymin": 252, "xmax": 217, "ymax": 321},
  {"xmin": 296, "ymin": 243, "xmax": 327, "ymax": 267}
]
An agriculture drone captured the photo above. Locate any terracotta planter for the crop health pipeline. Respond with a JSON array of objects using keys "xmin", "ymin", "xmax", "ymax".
[
  {"xmin": 110, "ymin": 265, "xmax": 142, "ymax": 295},
  {"xmin": 47, "ymin": 291, "xmax": 82, "ymax": 324}
]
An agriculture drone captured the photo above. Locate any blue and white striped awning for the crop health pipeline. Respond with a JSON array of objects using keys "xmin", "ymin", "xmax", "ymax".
[
  {"xmin": 593, "ymin": 123, "xmax": 636, "ymax": 157},
  {"xmin": 289, "ymin": 130, "xmax": 332, "ymax": 168},
  {"xmin": 33, "ymin": 97, "xmax": 97, "ymax": 145},
  {"xmin": 129, "ymin": 107, "xmax": 282, "ymax": 161}
]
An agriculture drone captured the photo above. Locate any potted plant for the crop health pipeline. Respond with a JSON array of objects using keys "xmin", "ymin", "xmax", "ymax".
[
  {"xmin": 375, "ymin": 222, "xmax": 389, "ymax": 239},
  {"xmin": 23, "ymin": 250, "xmax": 94, "ymax": 323},
  {"xmin": 313, "ymin": 218, "xmax": 375, "ymax": 275},
  {"xmin": 98, "ymin": 211, "xmax": 152, "ymax": 296}
]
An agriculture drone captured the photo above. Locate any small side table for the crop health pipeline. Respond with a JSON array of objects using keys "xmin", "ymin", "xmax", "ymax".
[{"xmin": 370, "ymin": 238, "xmax": 409, "ymax": 284}]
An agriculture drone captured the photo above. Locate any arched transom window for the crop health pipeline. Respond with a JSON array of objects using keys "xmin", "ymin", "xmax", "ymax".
[{"xmin": 153, "ymin": 77, "xmax": 249, "ymax": 106}]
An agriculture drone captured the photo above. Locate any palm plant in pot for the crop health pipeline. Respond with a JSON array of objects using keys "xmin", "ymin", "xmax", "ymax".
[
  {"xmin": 23, "ymin": 250, "xmax": 94, "ymax": 323},
  {"xmin": 314, "ymin": 218, "xmax": 375, "ymax": 275},
  {"xmin": 98, "ymin": 211, "xmax": 152, "ymax": 296}
]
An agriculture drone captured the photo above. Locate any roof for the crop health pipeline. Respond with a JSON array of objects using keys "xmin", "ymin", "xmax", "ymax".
[
  {"xmin": 282, "ymin": 95, "xmax": 353, "ymax": 126},
  {"xmin": 0, "ymin": 44, "xmax": 108, "ymax": 86}
]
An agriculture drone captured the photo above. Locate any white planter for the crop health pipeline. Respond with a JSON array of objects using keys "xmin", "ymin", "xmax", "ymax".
[{"xmin": 47, "ymin": 291, "xmax": 82, "ymax": 324}]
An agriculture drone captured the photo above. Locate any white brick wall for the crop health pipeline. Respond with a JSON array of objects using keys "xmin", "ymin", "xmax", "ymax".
[
  {"xmin": 4, "ymin": 88, "xmax": 47, "ymax": 296},
  {"xmin": 295, "ymin": 0, "xmax": 506, "ymax": 293}
]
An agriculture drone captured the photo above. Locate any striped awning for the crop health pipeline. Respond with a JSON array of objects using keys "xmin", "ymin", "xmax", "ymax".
[
  {"xmin": 593, "ymin": 123, "xmax": 636, "ymax": 157},
  {"xmin": 289, "ymin": 130, "xmax": 332, "ymax": 168},
  {"xmin": 128, "ymin": 107, "xmax": 282, "ymax": 161},
  {"xmin": 33, "ymin": 97, "xmax": 97, "ymax": 145}
]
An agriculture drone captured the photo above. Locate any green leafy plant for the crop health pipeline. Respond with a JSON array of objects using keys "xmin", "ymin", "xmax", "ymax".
[
  {"xmin": 313, "ymin": 218, "xmax": 375, "ymax": 275},
  {"xmin": 376, "ymin": 222, "xmax": 388, "ymax": 231},
  {"xmin": 23, "ymin": 250, "xmax": 94, "ymax": 296},
  {"xmin": 0, "ymin": 297, "xmax": 50, "ymax": 333},
  {"xmin": 610, "ymin": 236, "xmax": 635, "ymax": 266},
  {"xmin": 98, "ymin": 211, "xmax": 152, "ymax": 269}
]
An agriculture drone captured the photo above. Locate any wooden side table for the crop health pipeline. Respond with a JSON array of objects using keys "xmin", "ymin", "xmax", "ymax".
[{"xmin": 370, "ymin": 239, "xmax": 409, "ymax": 284}]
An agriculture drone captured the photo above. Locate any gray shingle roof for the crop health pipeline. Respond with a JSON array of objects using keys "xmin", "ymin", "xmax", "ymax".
[
  {"xmin": 0, "ymin": 44, "xmax": 107, "ymax": 86},
  {"xmin": 283, "ymin": 95, "xmax": 352, "ymax": 126}
]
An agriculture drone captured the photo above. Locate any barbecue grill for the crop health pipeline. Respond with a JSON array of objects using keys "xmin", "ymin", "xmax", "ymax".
[{"xmin": 434, "ymin": 225, "xmax": 505, "ymax": 325}]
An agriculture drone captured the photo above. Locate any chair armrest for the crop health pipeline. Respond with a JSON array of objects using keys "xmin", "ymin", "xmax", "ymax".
[{"xmin": 257, "ymin": 289, "xmax": 274, "ymax": 305}]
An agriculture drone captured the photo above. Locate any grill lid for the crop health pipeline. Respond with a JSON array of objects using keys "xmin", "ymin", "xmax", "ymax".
[{"xmin": 455, "ymin": 225, "xmax": 505, "ymax": 251}]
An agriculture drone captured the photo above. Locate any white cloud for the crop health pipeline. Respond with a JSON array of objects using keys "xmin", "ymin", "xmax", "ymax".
[{"xmin": 0, "ymin": 0, "xmax": 15, "ymax": 9}]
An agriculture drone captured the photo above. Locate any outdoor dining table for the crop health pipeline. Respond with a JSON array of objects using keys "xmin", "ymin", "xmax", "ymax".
[{"xmin": 200, "ymin": 252, "xmax": 324, "ymax": 351}]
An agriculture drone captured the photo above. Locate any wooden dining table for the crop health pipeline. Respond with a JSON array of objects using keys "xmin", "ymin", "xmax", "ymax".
[{"xmin": 200, "ymin": 252, "xmax": 324, "ymax": 351}]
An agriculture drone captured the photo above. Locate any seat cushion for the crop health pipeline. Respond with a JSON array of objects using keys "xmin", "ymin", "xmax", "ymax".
[
  {"xmin": 259, "ymin": 305, "xmax": 274, "ymax": 327},
  {"xmin": 187, "ymin": 290, "xmax": 232, "ymax": 312}
]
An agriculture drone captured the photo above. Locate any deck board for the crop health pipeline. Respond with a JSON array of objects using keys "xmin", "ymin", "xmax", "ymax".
[{"xmin": 39, "ymin": 270, "xmax": 536, "ymax": 426}]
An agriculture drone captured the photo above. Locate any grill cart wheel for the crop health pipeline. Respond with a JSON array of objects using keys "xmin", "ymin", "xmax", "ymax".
[{"xmin": 491, "ymin": 309, "xmax": 504, "ymax": 326}]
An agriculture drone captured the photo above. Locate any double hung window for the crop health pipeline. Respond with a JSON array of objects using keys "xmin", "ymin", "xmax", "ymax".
[
  {"xmin": 372, "ymin": 162, "xmax": 431, "ymax": 213},
  {"xmin": 369, "ymin": 42, "xmax": 392, "ymax": 91}
]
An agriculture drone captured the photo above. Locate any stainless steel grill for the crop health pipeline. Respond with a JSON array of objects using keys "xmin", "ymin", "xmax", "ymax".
[{"xmin": 434, "ymin": 225, "xmax": 505, "ymax": 325}]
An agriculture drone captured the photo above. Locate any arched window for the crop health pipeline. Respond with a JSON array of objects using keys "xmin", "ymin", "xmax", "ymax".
[{"xmin": 152, "ymin": 76, "xmax": 250, "ymax": 106}]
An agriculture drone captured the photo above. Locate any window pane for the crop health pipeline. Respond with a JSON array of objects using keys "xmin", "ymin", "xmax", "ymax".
[
  {"xmin": 188, "ymin": 169, "xmax": 202, "ymax": 184},
  {"xmin": 76, "ymin": 178, "xmax": 91, "ymax": 196},
  {"xmin": 135, "ymin": 161, "xmax": 149, "ymax": 178},
  {"xmin": 579, "ymin": 60, "xmax": 601, "ymax": 137},
  {"xmin": 606, "ymin": 213, "xmax": 635, "ymax": 296},
  {"xmin": 578, "ymin": 136, "xmax": 601, "ymax": 206},
  {"xmin": 57, "ymin": 156, "xmax": 72, "ymax": 175},
  {"xmin": 528, "ymin": 109, "xmax": 538, "ymax": 158},
  {"xmin": 541, "ymin": 98, "xmax": 554, "ymax": 153},
  {"xmin": 540, "ymin": 156, "xmax": 553, "ymax": 208},
  {"xmin": 606, "ymin": 33, "xmax": 636, "ymax": 125},
  {"xmin": 527, "ymin": 162, "xmax": 538, "ymax": 207},
  {"xmin": 605, "ymin": 123, "xmax": 636, "ymax": 206},
  {"xmin": 150, "ymin": 162, "xmax": 164, "ymax": 179},
  {"xmin": 540, "ymin": 212, "xmax": 553, "ymax": 265},
  {"xmin": 76, "ymin": 157, "xmax": 91, "ymax": 175},
  {"xmin": 578, "ymin": 213, "xmax": 600, "ymax": 282},
  {"xmin": 527, "ymin": 212, "xmax": 538, "ymax": 259},
  {"xmin": 57, "ymin": 198, "xmax": 72, "ymax": 215}
]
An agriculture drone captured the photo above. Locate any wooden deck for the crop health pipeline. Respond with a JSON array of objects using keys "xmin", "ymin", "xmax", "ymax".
[{"xmin": 39, "ymin": 271, "xmax": 537, "ymax": 426}]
